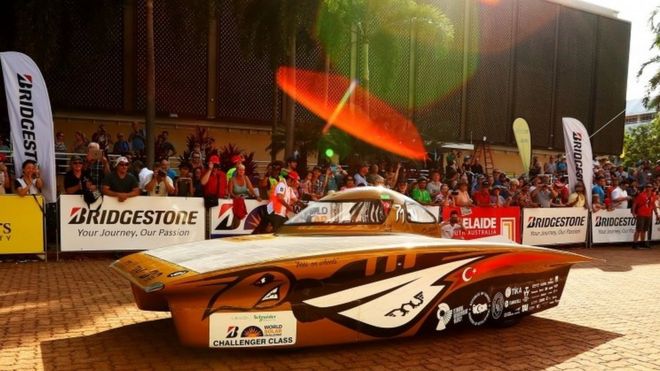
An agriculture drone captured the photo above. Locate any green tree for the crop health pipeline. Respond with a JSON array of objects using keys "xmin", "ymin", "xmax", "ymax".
[
  {"xmin": 638, "ymin": 6, "xmax": 660, "ymax": 111},
  {"xmin": 317, "ymin": 0, "xmax": 454, "ymax": 109},
  {"xmin": 622, "ymin": 117, "xmax": 659, "ymax": 167}
]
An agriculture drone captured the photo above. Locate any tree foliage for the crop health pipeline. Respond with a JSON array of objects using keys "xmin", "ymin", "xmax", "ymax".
[
  {"xmin": 638, "ymin": 6, "xmax": 660, "ymax": 111},
  {"xmin": 622, "ymin": 116, "xmax": 660, "ymax": 167}
]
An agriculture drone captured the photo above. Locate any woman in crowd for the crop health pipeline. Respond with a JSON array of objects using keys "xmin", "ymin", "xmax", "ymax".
[
  {"xmin": 73, "ymin": 131, "xmax": 89, "ymax": 154},
  {"xmin": 229, "ymin": 164, "xmax": 259, "ymax": 200},
  {"xmin": 434, "ymin": 184, "xmax": 454, "ymax": 207},
  {"xmin": 174, "ymin": 162, "xmax": 194, "ymax": 197},
  {"xmin": 64, "ymin": 156, "xmax": 91, "ymax": 195},
  {"xmin": 341, "ymin": 175, "xmax": 357, "ymax": 191},
  {"xmin": 453, "ymin": 181, "xmax": 472, "ymax": 207},
  {"xmin": 15, "ymin": 160, "xmax": 43, "ymax": 196}
]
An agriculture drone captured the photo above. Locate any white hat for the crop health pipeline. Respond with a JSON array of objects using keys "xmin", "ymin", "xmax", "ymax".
[{"xmin": 115, "ymin": 156, "xmax": 129, "ymax": 166}]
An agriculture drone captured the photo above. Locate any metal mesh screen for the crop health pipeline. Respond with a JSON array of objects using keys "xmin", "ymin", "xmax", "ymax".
[
  {"xmin": 465, "ymin": 0, "xmax": 515, "ymax": 145},
  {"xmin": 414, "ymin": 0, "xmax": 465, "ymax": 143},
  {"xmin": 215, "ymin": 0, "xmax": 274, "ymax": 123},
  {"xmin": 294, "ymin": 41, "xmax": 324, "ymax": 125},
  {"xmin": 46, "ymin": 0, "xmax": 123, "ymax": 112},
  {"xmin": 512, "ymin": 0, "xmax": 558, "ymax": 149},
  {"xmin": 591, "ymin": 17, "xmax": 630, "ymax": 155},
  {"xmin": 136, "ymin": 0, "xmax": 208, "ymax": 117},
  {"xmin": 552, "ymin": 7, "xmax": 597, "ymax": 150}
]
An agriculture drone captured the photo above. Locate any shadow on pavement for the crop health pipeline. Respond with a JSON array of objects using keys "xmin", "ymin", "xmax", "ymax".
[
  {"xmin": 41, "ymin": 315, "xmax": 621, "ymax": 370},
  {"xmin": 567, "ymin": 245, "xmax": 660, "ymax": 273}
]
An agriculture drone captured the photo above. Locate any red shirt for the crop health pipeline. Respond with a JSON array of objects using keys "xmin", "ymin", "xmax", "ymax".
[
  {"xmin": 203, "ymin": 170, "xmax": 227, "ymax": 198},
  {"xmin": 473, "ymin": 189, "xmax": 491, "ymax": 207},
  {"xmin": 634, "ymin": 192, "xmax": 656, "ymax": 217}
]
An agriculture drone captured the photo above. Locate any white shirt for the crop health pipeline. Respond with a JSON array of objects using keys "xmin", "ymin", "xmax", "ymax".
[
  {"xmin": 610, "ymin": 187, "xmax": 628, "ymax": 209},
  {"xmin": 440, "ymin": 222, "xmax": 463, "ymax": 239},
  {"xmin": 147, "ymin": 176, "xmax": 174, "ymax": 197},
  {"xmin": 138, "ymin": 167, "xmax": 154, "ymax": 191},
  {"xmin": 16, "ymin": 177, "xmax": 40, "ymax": 195},
  {"xmin": 267, "ymin": 182, "xmax": 297, "ymax": 217}
]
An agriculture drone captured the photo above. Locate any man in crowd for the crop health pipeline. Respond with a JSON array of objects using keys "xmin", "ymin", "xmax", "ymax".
[
  {"xmin": 145, "ymin": 161, "xmax": 175, "ymax": 197},
  {"xmin": 112, "ymin": 133, "xmax": 130, "ymax": 155},
  {"xmin": 201, "ymin": 154, "xmax": 227, "ymax": 199},
  {"xmin": 411, "ymin": 177, "xmax": 432, "ymax": 205},
  {"xmin": 632, "ymin": 184, "xmax": 659, "ymax": 249},
  {"xmin": 473, "ymin": 180, "xmax": 492, "ymax": 207},
  {"xmin": 531, "ymin": 177, "xmax": 556, "ymax": 208},
  {"xmin": 592, "ymin": 176, "xmax": 607, "ymax": 205},
  {"xmin": 102, "ymin": 156, "xmax": 140, "ymax": 202},
  {"xmin": 86, "ymin": 142, "xmax": 110, "ymax": 190},
  {"xmin": 354, "ymin": 163, "xmax": 369, "ymax": 187},
  {"xmin": 440, "ymin": 210, "xmax": 466, "ymax": 239},
  {"xmin": 610, "ymin": 180, "xmax": 631, "ymax": 209},
  {"xmin": 129, "ymin": 122, "xmax": 146, "ymax": 156}
]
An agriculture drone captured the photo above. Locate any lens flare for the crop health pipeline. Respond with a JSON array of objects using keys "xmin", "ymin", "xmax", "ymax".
[{"xmin": 277, "ymin": 67, "xmax": 426, "ymax": 160}]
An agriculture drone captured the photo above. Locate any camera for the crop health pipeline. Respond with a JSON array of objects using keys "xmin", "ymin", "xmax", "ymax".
[
  {"xmin": 213, "ymin": 164, "xmax": 221, "ymax": 169},
  {"xmin": 157, "ymin": 170, "xmax": 166, "ymax": 177}
]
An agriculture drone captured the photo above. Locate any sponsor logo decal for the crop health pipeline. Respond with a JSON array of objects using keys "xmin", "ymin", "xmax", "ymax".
[
  {"xmin": 593, "ymin": 216, "xmax": 636, "ymax": 227},
  {"xmin": 461, "ymin": 267, "xmax": 477, "ymax": 282},
  {"xmin": 68, "ymin": 208, "xmax": 198, "ymax": 225},
  {"xmin": 435, "ymin": 303, "xmax": 452, "ymax": 331},
  {"xmin": 167, "ymin": 270, "xmax": 188, "ymax": 278},
  {"xmin": 209, "ymin": 311, "xmax": 297, "ymax": 348},
  {"xmin": 491, "ymin": 292, "xmax": 504, "ymax": 320},
  {"xmin": 385, "ymin": 292, "xmax": 424, "ymax": 318},
  {"xmin": 468, "ymin": 291, "xmax": 490, "ymax": 326},
  {"xmin": 16, "ymin": 73, "xmax": 38, "ymax": 162},
  {"xmin": 526, "ymin": 216, "xmax": 586, "ymax": 228},
  {"xmin": 571, "ymin": 131, "xmax": 583, "ymax": 183}
]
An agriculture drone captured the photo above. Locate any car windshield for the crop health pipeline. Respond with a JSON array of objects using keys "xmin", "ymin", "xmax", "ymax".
[{"xmin": 286, "ymin": 200, "xmax": 387, "ymax": 225}]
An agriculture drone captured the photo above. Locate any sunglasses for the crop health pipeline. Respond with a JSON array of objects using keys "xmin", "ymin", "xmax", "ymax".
[
  {"xmin": 118, "ymin": 163, "xmax": 129, "ymax": 167},
  {"xmin": 72, "ymin": 161, "xmax": 83, "ymax": 165}
]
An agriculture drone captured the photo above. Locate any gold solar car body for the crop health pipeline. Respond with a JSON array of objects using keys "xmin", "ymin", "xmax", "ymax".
[{"xmin": 111, "ymin": 187, "xmax": 592, "ymax": 348}]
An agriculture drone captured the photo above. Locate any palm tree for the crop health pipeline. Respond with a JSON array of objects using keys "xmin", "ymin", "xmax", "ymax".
[
  {"xmin": 638, "ymin": 6, "xmax": 660, "ymax": 111},
  {"xmin": 233, "ymin": 0, "xmax": 320, "ymax": 160}
]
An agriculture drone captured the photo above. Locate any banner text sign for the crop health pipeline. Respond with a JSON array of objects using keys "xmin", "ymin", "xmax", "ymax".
[
  {"xmin": 0, "ymin": 195, "xmax": 44, "ymax": 254},
  {"xmin": 60, "ymin": 195, "xmax": 205, "ymax": 251},
  {"xmin": 521, "ymin": 208, "xmax": 588, "ymax": 246}
]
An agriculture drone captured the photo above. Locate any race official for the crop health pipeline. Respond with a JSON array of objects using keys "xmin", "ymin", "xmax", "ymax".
[{"xmin": 253, "ymin": 172, "xmax": 300, "ymax": 233}]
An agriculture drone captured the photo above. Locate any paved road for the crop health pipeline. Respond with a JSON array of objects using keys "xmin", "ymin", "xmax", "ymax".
[{"xmin": 1, "ymin": 245, "xmax": 659, "ymax": 370}]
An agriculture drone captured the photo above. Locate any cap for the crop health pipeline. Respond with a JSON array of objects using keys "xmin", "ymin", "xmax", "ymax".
[
  {"xmin": 644, "ymin": 183, "xmax": 654, "ymax": 188},
  {"xmin": 231, "ymin": 155, "xmax": 242, "ymax": 164},
  {"xmin": 481, "ymin": 180, "xmax": 489, "ymax": 186},
  {"xmin": 0, "ymin": 153, "xmax": 6, "ymax": 162},
  {"xmin": 178, "ymin": 162, "xmax": 191, "ymax": 169},
  {"xmin": 70, "ymin": 155, "xmax": 83, "ymax": 163},
  {"xmin": 287, "ymin": 171, "xmax": 300, "ymax": 181},
  {"xmin": 209, "ymin": 155, "xmax": 220, "ymax": 164},
  {"xmin": 115, "ymin": 156, "xmax": 129, "ymax": 166},
  {"xmin": 418, "ymin": 176, "xmax": 428, "ymax": 182}
]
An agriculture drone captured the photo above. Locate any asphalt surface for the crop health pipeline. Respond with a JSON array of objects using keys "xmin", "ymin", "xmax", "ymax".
[{"xmin": 0, "ymin": 243, "xmax": 659, "ymax": 370}]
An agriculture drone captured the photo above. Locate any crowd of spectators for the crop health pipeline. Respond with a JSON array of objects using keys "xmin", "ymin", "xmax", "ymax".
[{"xmin": 1, "ymin": 131, "xmax": 659, "ymax": 222}]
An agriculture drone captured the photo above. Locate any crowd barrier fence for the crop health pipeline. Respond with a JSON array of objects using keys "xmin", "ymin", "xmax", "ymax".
[{"xmin": 1, "ymin": 194, "xmax": 659, "ymax": 255}]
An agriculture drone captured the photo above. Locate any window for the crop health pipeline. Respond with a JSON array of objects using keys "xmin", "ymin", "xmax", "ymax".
[{"xmin": 405, "ymin": 202, "xmax": 437, "ymax": 224}]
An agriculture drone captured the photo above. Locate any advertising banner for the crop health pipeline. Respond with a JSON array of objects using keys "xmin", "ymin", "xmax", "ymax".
[
  {"xmin": 521, "ymin": 208, "xmax": 588, "ymax": 246},
  {"xmin": 652, "ymin": 213, "xmax": 660, "ymax": 241},
  {"xmin": 60, "ymin": 195, "xmax": 205, "ymax": 251},
  {"xmin": 512, "ymin": 118, "xmax": 531, "ymax": 175},
  {"xmin": 562, "ymin": 117, "xmax": 593, "ymax": 208},
  {"xmin": 1, "ymin": 52, "xmax": 57, "ymax": 203},
  {"xmin": 0, "ymin": 195, "xmax": 44, "ymax": 254},
  {"xmin": 209, "ymin": 199, "xmax": 269, "ymax": 238},
  {"xmin": 441, "ymin": 207, "xmax": 521, "ymax": 243},
  {"xmin": 591, "ymin": 208, "xmax": 636, "ymax": 244}
]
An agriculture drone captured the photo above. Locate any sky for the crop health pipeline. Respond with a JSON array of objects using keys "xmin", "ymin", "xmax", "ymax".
[{"xmin": 582, "ymin": 0, "xmax": 659, "ymax": 100}]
